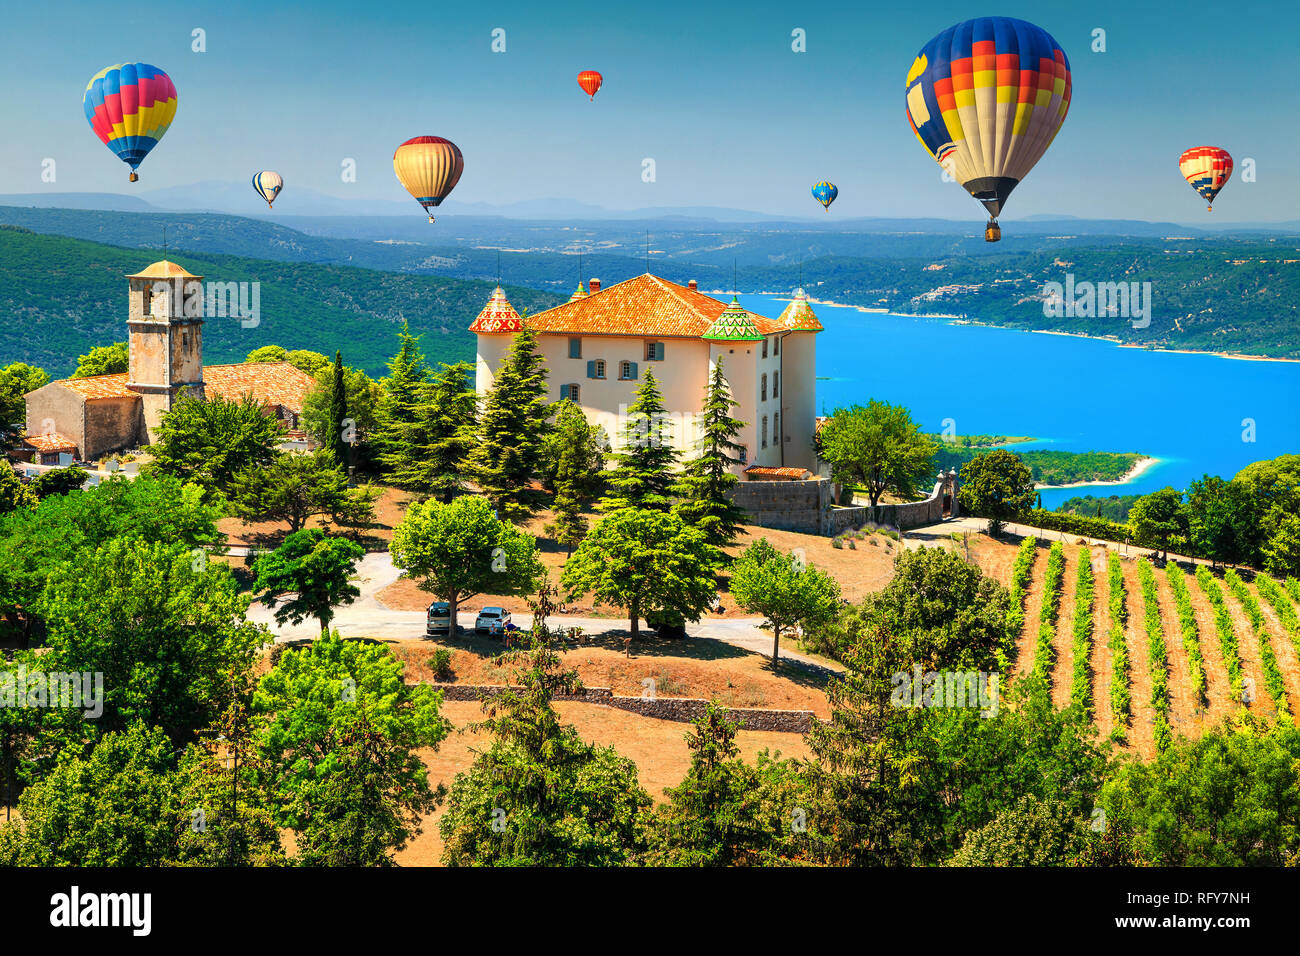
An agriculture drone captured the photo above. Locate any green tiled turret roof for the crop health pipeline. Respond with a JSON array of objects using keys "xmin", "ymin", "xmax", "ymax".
[{"xmin": 701, "ymin": 296, "xmax": 764, "ymax": 341}]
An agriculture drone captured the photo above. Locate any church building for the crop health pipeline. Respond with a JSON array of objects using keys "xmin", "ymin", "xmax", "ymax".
[
  {"xmin": 470, "ymin": 274, "xmax": 822, "ymax": 474},
  {"xmin": 21, "ymin": 260, "xmax": 316, "ymax": 463}
]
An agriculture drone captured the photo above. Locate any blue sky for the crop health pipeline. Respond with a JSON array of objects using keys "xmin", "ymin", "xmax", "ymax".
[{"xmin": 2, "ymin": 0, "xmax": 1297, "ymax": 221}]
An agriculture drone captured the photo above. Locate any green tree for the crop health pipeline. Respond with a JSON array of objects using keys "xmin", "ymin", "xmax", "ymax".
[
  {"xmin": 1263, "ymin": 512, "xmax": 1300, "ymax": 578},
  {"xmin": 29, "ymin": 466, "xmax": 88, "ymax": 499},
  {"xmin": 245, "ymin": 345, "xmax": 288, "ymax": 363},
  {"xmin": 948, "ymin": 794, "xmax": 1094, "ymax": 866},
  {"xmin": 230, "ymin": 450, "xmax": 378, "ymax": 534},
  {"xmin": 0, "ymin": 464, "xmax": 36, "ymax": 517},
  {"xmin": 1186, "ymin": 475, "xmax": 1260, "ymax": 568},
  {"xmin": 389, "ymin": 495, "xmax": 544, "ymax": 633},
  {"xmin": 561, "ymin": 508, "xmax": 721, "ymax": 642},
  {"xmin": 729, "ymin": 537, "xmax": 842, "ymax": 666},
  {"xmin": 464, "ymin": 327, "xmax": 551, "ymax": 521},
  {"xmin": 252, "ymin": 529, "xmax": 364, "ymax": 634},
  {"xmin": 148, "ymin": 393, "xmax": 285, "ymax": 494},
  {"xmin": 957, "ymin": 448, "xmax": 1036, "ymax": 536},
  {"xmin": 673, "ymin": 357, "xmax": 748, "ymax": 549},
  {"xmin": 285, "ymin": 350, "xmax": 331, "ymax": 376},
  {"xmin": 0, "ymin": 362, "xmax": 48, "ymax": 447},
  {"xmin": 1128, "ymin": 486, "xmax": 1188, "ymax": 559},
  {"xmin": 818, "ymin": 401, "xmax": 936, "ymax": 519},
  {"xmin": 438, "ymin": 636, "xmax": 652, "ymax": 866},
  {"xmin": 598, "ymin": 369, "xmax": 680, "ymax": 513},
  {"xmin": 395, "ymin": 362, "xmax": 478, "ymax": 500},
  {"xmin": 544, "ymin": 399, "xmax": 606, "ymax": 552},
  {"xmin": 70, "ymin": 342, "xmax": 128, "ymax": 379},
  {"xmin": 322, "ymin": 350, "xmax": 350, "ymax": 467},
  {"xmin": 302, "ymin": 362, "xmax": 381, "ymax": 468},
  {"xmin": 38, "ymin": 537, "xmax": 268, "ymax": 744},
  {"xmin": 253, "ymin": 632, "xmax": 450, "ymax": 865},
  {"xmin": 372, "ymin": 321, "xmax": 431, "ymax": 482}
]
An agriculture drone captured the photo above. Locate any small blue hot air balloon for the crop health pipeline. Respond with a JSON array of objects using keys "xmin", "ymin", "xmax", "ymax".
[{"xmin": 811, "ymin": 181, "xmax": 838, "ymax": 211}]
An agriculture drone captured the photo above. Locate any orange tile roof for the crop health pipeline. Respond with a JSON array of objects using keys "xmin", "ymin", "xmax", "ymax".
[
  {"xmin": 22, "ymin": 433, "xmax": 78, "ymax": 453},
  {"xmin": 744, "ymin": 465, "xmax": 813, "ymax": 480},
  {"xmin": 51, "ymin": 362, "xmax": 316, "ymax": 413},
  {"xmin": 467, "ymin": 286, "xmax": 524, "ymax": 334},
  {"xmin": 518, "ymin": 274, "xmax": 784, "ymax": 338},
  {"xmin": 202, "ymin": 362, "xmax": 317, "ymax": 414}
]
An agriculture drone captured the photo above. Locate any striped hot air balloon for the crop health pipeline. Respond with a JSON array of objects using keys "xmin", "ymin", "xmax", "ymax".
[
  {"xmin": 1179, "ymin": 147, "xmax": 1233, "ymax": 211},
  {"xmin": 83, "ymin": 63, "xmax": 178, "ymax": 182},
  {"xmin": 905, "ymin": 17, "xmax": 1071, "ymax": 241},
  {"xmin": 811, "ymin": 181, "xmax": 838, "ymax": 211},
  {"xmin": 393, "ymin": 136, "xmax": 464, "ymax": 223},
  {"xmin": 577, "ymin": 70, "xmax": 603, "ymax": 100},
  {"xmin": 252, "ymin": 170, "xmax": 283, "ymax": 209}
]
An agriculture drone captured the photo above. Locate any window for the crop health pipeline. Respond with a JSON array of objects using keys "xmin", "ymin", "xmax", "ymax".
[
  {"xmin": 774, "ymin": 336, "xmax": 780, "ymax": 356},
  {"xmin": 737, "ymin": 445, "xmax": 748, "ymax": 465},
  {"xmin": 773, "ymin": 413, "xmax": 779, "ymax": 445},
  {"xmin": 773, "ymin": 372, "xmax": 779, "ymax": 398},
  {"xmin": 645, "ymin": 341, "xmax": 664, "ymax": 361},
  {"xmin": 619, "ymin": 360, "xmax": 638, "ymax": 380},
  {"xmin": 587, "ymin": 360, "xmax": 606, "ymax": 379},
  {"xmin": 762, "ymin": 338, "xmax": 769, "ymax": 359},
  {"xmin": 760, "ymin": 373, "xmax": 768, "ymax": 402},
  {"xmin": 568, "ymin": 337, "xmax": 582, "ymax": 359},
  {"xmin": 761, "ymin": 416, "xmax": 768, "ymax": 448},
  {"xmin": 560, "ymin": 383, "xmax": 580, "ymax": 403}
]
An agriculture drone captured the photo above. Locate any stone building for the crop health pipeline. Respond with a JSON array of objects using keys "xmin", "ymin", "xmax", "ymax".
[
  {"xmin": 470, "ymin": 275, "xmax": 823, "ymax": 473},
  {"xmin": 20, "ymin": 259, "xmax": 315, "ymax": 463}
]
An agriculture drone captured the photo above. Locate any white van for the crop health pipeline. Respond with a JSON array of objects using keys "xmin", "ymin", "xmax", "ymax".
[{"xmin": 427, "ymin": 602, "xmax": 452, "ymax": 637}]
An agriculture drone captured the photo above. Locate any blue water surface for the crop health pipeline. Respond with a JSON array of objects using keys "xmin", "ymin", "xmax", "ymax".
[{"xmin": 735, "ymin": 293, "xmax": 1299, "ymax": 509}]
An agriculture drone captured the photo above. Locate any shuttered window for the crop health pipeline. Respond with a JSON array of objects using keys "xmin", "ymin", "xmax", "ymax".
[
  {"xmin": 761, "ymin": 416, "xmax": 768, "ymax": 448},
  {"xmin": 587, "ymin": 360, "xmax": 606, "ymax": 379},
  {"xmin": 773, "ymin": 372, "xmax": 779, "ymax": 397},
  {"xmin": 620, "ymin": 360, "xmax": 638, "ymax": 380},
  {"xmin": 645, "ymin": 341, "xmax": 664, "ymax": 361},
  {"xmin": 560, "ymin": 384, "xmax": 580, "ymax": 402},
  {"xmin": 761, "ymin": 374, "xmax": 768, "ymax": 402},
  {"xmin": 569, "ymin": 338, "xmax": 582, "ymax": 359}
]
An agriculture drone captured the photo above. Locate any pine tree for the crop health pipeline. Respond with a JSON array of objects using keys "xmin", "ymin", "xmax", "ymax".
[
  {"xmin": 544, "ymin": 401, "xmax": 604, "ymax": 553},
  {"xmin": 463, "ymin": 327, "xmax": 550, "ymax": 522},
  {"xmin": 323, "ymin": 351, "xmax": 350, "ymax": 469},
  {"xmin": 598, "ymin": 368, "xmax": 680, "ymax": 513},
  {"xmin": 673, "ymin": 357, "xmax": 749, "ymax": 549},
  {"xmin": 373, "ymin": 322, "xmax": 430, "ymax": 480},
  {"xmin": 395, "ymin": 362, "xmax": 478, "ymax": 501}
]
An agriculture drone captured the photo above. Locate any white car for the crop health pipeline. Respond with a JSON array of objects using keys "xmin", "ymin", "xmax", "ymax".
[{"xmin": 475, "ymin": 607, "xmax": 510, "ymax": 636}]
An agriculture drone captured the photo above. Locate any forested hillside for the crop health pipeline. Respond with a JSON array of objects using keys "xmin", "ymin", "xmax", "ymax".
[{"xmin": 0, "ymin": 226, "xmax": 563, "ymax": 377}]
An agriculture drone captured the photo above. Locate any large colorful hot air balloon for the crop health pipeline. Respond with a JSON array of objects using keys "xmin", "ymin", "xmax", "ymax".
[
  {"xmin": 252, "ymin": 170, "xmax": 283, "ymax": 209},
  {"xmin": 1179, "ymin": 147, "xmax": 1233, "ymax": 211},
  {"xmin": 811, "ymin": 181, "xmax": 838, "ymax": 211},
  {"xmin": 393, "ymin": 136, "xmax": 464, "ymax": 223},
  {"xmin": 905, "ymin": 17, "xmax": 1071, "ymax": 241},
  {"xmin": 577, "ymin": 70, "xmax": 603, "ymax": 100},
  {"xmin": 83, "ymin": 63, "xmax": 178, "ymax": 182}
]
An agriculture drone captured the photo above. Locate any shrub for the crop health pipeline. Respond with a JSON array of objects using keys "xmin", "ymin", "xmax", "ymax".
[{"xmin": 427, "ymin": 649, "xmax": 455, "ymax": 682}]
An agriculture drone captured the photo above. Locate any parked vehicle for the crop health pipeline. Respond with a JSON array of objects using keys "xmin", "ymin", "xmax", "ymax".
[
  {"xmin": 475, "ymin": 606, "xmax": 511, "ymax": 636},
  {"xmin": 426, "ymin": 601, "xmax": 452, "ymax": 637}
]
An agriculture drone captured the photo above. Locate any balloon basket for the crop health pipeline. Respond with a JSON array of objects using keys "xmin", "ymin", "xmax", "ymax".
[
  {"xmin": 984, "ymin": 220, "xmax": 1001, "ymax": 243},
  {"xmin": 128, "ymin": 172, "xmax": 138, "ymax": 183},
  {"xmin": 427, "ymin": 216, "xmax": 436, "ymax": 223}
]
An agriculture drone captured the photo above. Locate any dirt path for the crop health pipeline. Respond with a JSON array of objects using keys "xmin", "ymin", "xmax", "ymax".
[
  {"xmin": 1199, "ymin": 572, "xmax": 1274, "ymax": 721},
  {"xmin": 1182, "ymin": 568, "xmax": 1249, "ymax": 723},
  {"xmin": 1050, "ymin": 546, "xmax": 1080, "ymax": 709},
  {"xmin": 1152, "ymin": 567, "xmax": 1203, "ymax": 741},
  {"xmin": 1119, "ymin": 558, "xmax": 1155, "ymax": 758}
]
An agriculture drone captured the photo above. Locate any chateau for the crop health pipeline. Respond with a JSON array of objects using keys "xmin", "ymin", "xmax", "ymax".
[
  {"xmin": 470, "ymin": 274, "xmax": 823, "ymax": 475},
  {"xmin": 21, "ymin": 260, "xmax": 315, "ymax": 463}
]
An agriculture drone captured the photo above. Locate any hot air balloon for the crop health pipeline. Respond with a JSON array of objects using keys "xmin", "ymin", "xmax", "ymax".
[
  {"xmin": 252, "ymin": 170, "xmax": 283, "ymax": 209},
  {"xmin": 577, "ymin": 70, "xmax": 603, "ymax": 100},
  {"xmin": 393, "ymin": 136, "xmax": 464, "ymax": 223},
  {"xmin": 83, "ymin": 63, "xmax": 178, "ymax": 182},
  {"xmin": 905, "ymin": 18, "xmax": 1071, "ymax": 242},
  {"xmin": 1179, "ymin": 147, "xmax": 1233, "ymax": 211},
  {"xmin": 811, "ymin": 181, "xmax": 838, "ymax": 211}
]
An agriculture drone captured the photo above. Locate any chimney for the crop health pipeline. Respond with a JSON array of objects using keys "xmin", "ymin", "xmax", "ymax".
[
  {"xmin": 588, "ymin": 278, "xmax": 600, "ymax": 293},
  {"xmin": 688, "ymin": 279, "xmax": 697, "ymax": 291}
]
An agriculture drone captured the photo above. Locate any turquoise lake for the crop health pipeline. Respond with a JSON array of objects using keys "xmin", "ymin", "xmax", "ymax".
[{"xmin": 736, "ymin": 293, "xmax": 1299, "ymax": 509}]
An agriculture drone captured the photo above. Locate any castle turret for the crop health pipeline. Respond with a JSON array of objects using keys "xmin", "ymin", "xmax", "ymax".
[
  {"xmin": 468, "ymin": 285, "xmax": 523, "ymax": 395},
  {"xmin": 125, "ymin": 260, "xmax": 205, "ymax": 442}
]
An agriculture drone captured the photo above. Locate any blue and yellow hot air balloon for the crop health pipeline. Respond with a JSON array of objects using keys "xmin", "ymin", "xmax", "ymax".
[
  {"xmin": 811, "ymin": 181, "xmax": 838, "ymax": 211},
  {"xmin": 905, "ymin": 18, "xmax": 1071, "ymax": 241},
  {"xmin": 83, "ymin": 63, "xmax": 177, "ymax": 182},
  {"xmin": 252, "ymin": 170, "xmax": 284, "ymax": 209}
]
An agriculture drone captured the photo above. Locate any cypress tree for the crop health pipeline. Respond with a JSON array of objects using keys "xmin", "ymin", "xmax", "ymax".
[
  {"xmin": 323, "ymin": 350, "xmax": 350, "ymax": 468},
  {"xmin": 464, "ymin": 327, "xmax": 550, "ymax": 521},
  {"xmin": 373, "ymin": 322, "xmax": 430, "ymax": 480},
  {"xmin": 673, "ymin": 357, "xmax": 749, "ymax": 549},
  {"xmin": 598, "ymin": 368, "xmax": 680, "ymax": 513}
]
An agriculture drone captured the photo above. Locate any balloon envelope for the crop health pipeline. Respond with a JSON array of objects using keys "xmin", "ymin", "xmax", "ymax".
[
  {"xmin": 578, "ymin": 70, "xmax": 603, "ymax": 99},
  {"xmin": 1179, "ymin": 147, "xmax": 1233, "ymax": 210},
  {"xmin": 83, "ymin": 63, "xmax": 177, "ymax": 181},
  {"xmin": 811, "ymin": 181, "xmax": 838, "ymax": 210},
  {"xmin": 252, "ymin": 170, "xmax": 283, "ymax": 208},
  {"xmin": 393, "ymin": 136, "xmax": 464, "ymax": 222},
  {"xmin": 905, "ymin": 17, "xmax": 1070, "ymax": 220}
]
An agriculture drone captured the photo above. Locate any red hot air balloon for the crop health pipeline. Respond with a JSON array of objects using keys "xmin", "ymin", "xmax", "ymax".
[{"xmin": 577, "ymin": 70, "xmax": 603, "ymax": 100}]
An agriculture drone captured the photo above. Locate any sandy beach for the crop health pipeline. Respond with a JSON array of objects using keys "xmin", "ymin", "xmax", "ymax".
[{"xmin": 1036, "ymin": 455, "xmax": 1160, "ymax": 491}]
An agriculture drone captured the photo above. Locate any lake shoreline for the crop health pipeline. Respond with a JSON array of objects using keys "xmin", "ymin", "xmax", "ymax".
[{"xmin": 1035, "ymin": 455, "xmax": 1161, "ymax": 491}]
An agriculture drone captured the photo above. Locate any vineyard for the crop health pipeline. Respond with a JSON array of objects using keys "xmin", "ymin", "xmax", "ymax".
[{"xmin": 989, "ymin": 537, "xmax": 1300, "ymax": 757}]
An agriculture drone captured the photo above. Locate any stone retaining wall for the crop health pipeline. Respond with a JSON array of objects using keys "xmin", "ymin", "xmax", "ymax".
[
  {"xmin": 425, "ymin": 682, "xmax": 816, "ymax": 733},
  {"xmin": 731, "ymin": 470, "xmax": 959, "ymax": 536}
]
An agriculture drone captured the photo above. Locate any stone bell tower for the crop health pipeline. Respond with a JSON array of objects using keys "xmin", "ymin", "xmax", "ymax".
[{"xmin": 125, "ymin": 260, "xmax": 206, "ymax": 443}]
